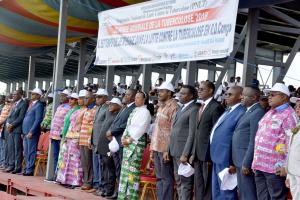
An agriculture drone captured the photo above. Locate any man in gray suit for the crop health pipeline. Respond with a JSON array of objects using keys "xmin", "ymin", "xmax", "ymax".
[
  {"xmin": 5, "ymin": 90, "xmax": 28, "ymax": 173},
  {"xmin": 190, "ymin": 81, "xmax": 224, "ymax": 200},
  {"xmin": 232, "ymin": 86, "xmax": 265, "ymax": 200},
  {"xmin": 92, "ymin": 89, "xmax": 109, "ymax": 191},
  {"xmin": 165, "ymin": 85, "xmax": 199, "ymax": 200}
]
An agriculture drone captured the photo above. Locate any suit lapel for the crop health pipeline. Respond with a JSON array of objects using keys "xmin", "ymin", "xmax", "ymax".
[
  {"xmin": 215, "ymin": 105, "xmax": 241, "ymax": 129},
  {"xmin": 198, "ymin": 100, "xmax": 214, "ymax": 124},
  {"xmin": 174, "ymin": 102, "xmax": 194, "ymax": 124}
]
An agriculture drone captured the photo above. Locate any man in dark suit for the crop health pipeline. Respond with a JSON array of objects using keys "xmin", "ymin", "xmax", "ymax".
[
  {"xmin": 22, "ymin": 88, "xmax": 44, "ymax": 176},
  {"xmin": 165, "ymin": 85, "xmax": 199, "ymax": 200},
  {"xmin": 96, "ymin": 98, "xmax": 122, "ymax": 197},
  {"xmin": 232, "ymin": 86, "xmax": 265, "ymax": 200},
  {"xmin": 189, "ymin": 81, "xmax": 224, "ymax": 200},
  {"xmin": 105, "ymin": 89, "xmax": 136, "ymax": 199},
  {"xmin": 210, "ymin": 86, "xmax": 246, "ymax": 200},
  {"xmin": 5, "ymin": 90, "xmax": 28, "ymax": 174}
]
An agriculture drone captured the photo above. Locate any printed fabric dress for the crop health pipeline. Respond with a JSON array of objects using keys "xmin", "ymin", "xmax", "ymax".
[
  {"xmin": 118, "ymin": 106, "xmax": 151, "ymax": 200},
  {"xmin": 56, "ymin": 106, "xmax": 85, "ymax": 186}
]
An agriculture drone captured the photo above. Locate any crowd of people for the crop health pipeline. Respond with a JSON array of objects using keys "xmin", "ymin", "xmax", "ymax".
[{"xmin": 0, "ymin": 78, "xmax": 299, "ymax": 200}]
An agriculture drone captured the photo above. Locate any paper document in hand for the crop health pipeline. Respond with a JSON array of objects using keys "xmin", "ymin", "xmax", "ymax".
[{"xmin": 218, "ymin": 167, "xmax": 237, "ymax": 190}]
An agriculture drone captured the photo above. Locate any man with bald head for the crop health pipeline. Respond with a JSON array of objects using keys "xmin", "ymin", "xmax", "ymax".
[
  {"xmin": 232, "ymin": 86, "xmax": 265, "ymax": 200},
  {"xmin": 210, "ymin": 86, "xmax": 246, "ymax": 200}
]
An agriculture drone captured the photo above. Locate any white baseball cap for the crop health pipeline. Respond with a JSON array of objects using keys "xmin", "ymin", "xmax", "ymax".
[
  {"xmin": 47, "ymin": 93, "xmax": 53, "ymax": 98},
  {"xmin": 290, "ymin": 97, "xmax": 300, "ymax": 104},
  {"xmin": 78, "ymin": 89, "xmax": 88, "ymax": 97},
  {"xmin": 31, "ymin": 88, "xmax": 43, "ymax": 96},
  {"xmin": 264, "ymin": 83, "xmax": 290, "ymax": 97},
  {"xmin": 61, "ymin": 89, "xmax": 71, "ymax": 96},
  {"xmin": 95, "ymin": 88, "xmax": 108, "ymax": 96},
  {"xmin": 69, "ymin": 93, "xmax": 79, "ymax": 99},
  {"xmin": 108, "ymin": 98, "xmax": 122, "ymax": 107},
  {"xmin": 157, "ymin": 82, "xmax": 175, "ymax": 92}
]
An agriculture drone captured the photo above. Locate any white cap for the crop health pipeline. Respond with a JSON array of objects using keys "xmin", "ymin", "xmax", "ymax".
[
  {"xmin": 47, "ymin": 93, "xmax": 53, "ymax": 98},
  {"xmin": 31, "ymin": 88, "xmax": 43, "ymax": 96},
  {"xmin": 108, "ymin": 98, "xmax": 122, "ymax": 107},
  {"xmin": 108, "ymin": 137, "xmax": 119, "ymax": 153},
  {"xmin": 264, "ymin": 83, "xmax": 290, "ymax": 96},
  {"xmin": 69, "ymin": 93, "xmax": 79, "ymax": 99},
  {"xmin": 178, "ymin": 163, "xmax": 194, "ymax": 177},
  {"xmin": 78, "ymin": 90, "xmax": 88, "ymax": 97},
  {"xmin": 61, "ymin": 89, "xmax": 71, "ymax": 96},
  {"xmin": 157, "ymin": 82, "xmax": 175, "ymax": 92},
  {"xmin": 290, "ymin": 97, "xmax": 300, "ymax": 104},
  {"xmin": 95, "ymin": 88, "xmax": 108, "ymax": 96}
]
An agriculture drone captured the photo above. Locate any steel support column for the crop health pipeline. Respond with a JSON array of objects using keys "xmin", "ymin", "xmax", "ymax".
[
  {"xmin": 77, "ymin": 39, "xmax": 87, "ymax": 92},
  {"xmin": 106, "ymin": 66, "xmax": 115, "ymax": 97},
  {"xmin": 276, "ymin": 35, "xmax": 300, "ymax": 83},
  {"xmin": 207, "ymin": 69, "xmax": 215, "ymax": 82},
  {"xmin": 142, "ymin": 64, "xmax": 152, "ymax": 93},
  {"xmin": 46, "ymin": 0, "xmax": 68, "ymax": 180},
  {"xmin": 242, "ymin": 9, "xmax": 259, "ymax": 86},
  {"xmin": 227, "ymin": 63, "xmax": 236, "ymax": 82},
  {"xmin": 171, "ymin": 62, "xmax": 185, "ymax": 85},
  {"xmin": 186, "ymin": 61, "xmax": 197, "ymax": 86},
  {"xmin": 26, "ymin": 56, "xmax": 36, "ymax": 97},
  {"xmin": 120, "ymin": 75, "xmax": 126, "ymax": 84}
]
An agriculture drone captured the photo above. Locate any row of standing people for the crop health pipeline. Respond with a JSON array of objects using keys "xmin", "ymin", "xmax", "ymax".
[{"xmin": 150, "ymin": 81, "xmax": 299, "ymax": 200}]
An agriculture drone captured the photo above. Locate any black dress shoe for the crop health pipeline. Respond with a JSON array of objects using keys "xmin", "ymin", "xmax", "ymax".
[
  {"xmin": 23, "ymin": 172, "xmax": 34, "ymax": 176},
  {"xmin": 11, "ymin": 169, "xmax": 22, "ymax": 174},
  {"xmin": 5, "ymin": 168, "xmax": 14, "ymax": 173},
  {"xmin": 106, "ymin": 192, "xmax": 118, "ymax": 199}
]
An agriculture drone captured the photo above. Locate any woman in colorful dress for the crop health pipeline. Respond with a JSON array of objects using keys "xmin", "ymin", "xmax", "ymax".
[
  {"xmin": 118, "ymin": 91, "xmax": 151, "ymax": 200},
  {"xmin": 56, "ymin": 91, "xmax": 87, "ymax": 188}
]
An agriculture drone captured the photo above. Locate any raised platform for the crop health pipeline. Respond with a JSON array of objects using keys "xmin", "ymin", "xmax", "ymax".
[{"xmin": 0, "ymin": 171, "xmax": 104, "ymax": 200}]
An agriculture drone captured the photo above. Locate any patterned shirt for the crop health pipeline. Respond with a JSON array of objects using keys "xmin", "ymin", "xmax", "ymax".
[
  {"xmin": 50, "ymin": 103, "xmax": 71, "ymax": 140},
  {"xmin": 150, "ymin": 99, "xmax": 179, "ymax": 152},
  {"xmin": 0, "ymin": 103, "xmax": 12, "ymax": 133},
  {"xmin": 252, "ymin": 103, "xmax": 297, "ymax": 173},
  {"xmin": 41, "ymin": 102, "xmax": 53, "ymax": 130},
  {"xmin": 79, "ymin": 103, "xmax": 97, "ymax": 146}
]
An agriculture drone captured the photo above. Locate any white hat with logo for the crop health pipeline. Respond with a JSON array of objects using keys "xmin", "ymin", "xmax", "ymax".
[
  {"xmin": 264, "ymin": 83, "xmax": 290, "ymax": 97},
  {"xmin": 78, "ymin": 90, "xmax": 88, "ymax": 97},
  {"xmin": 95, "ymin": 88, "xmax": 108, "ymax": 96},
  {"xmin": 61, "ymin": 89, "xmax": 71, "ymax": 96},
  {"xmin": 47, "ymin": 93, "xmax": 53, "ymax": 98},
  {"xmin": 157, "ymin": 82, "xmax": 175, "ymax": 92},
  {"xmin": 108, "ymin": 98, "xmax": 122, "ymax": 107},
  {"xmin": 31, "ymin": 88, "xmax": 43, "ymax": 96},
  {"xmin": 69, "ymin": 93, "xmax": 79, "ymax": 99}
]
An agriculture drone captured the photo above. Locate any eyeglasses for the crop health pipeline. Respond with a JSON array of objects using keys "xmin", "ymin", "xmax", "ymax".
[
  {"xmin": 96, "ymin": 95, "xmax": 104, "ymax": 98},
  {"xmin": 225, "ymin": 93, "xmax": 233, "ymax": 97},
  {"xmin": 268, "ymin": 93, "xmax": 282, "ymax": 97}
]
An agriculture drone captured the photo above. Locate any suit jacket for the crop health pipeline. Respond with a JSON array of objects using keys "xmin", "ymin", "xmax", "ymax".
[
  {"xmin": 110, "ymin": 103, "xmax": 136, "ymax": 143},
  {"xmin": 97, "ymin": 110, "xmax": 118, "ymax": 155},
  {"xmin": 6, "ymin": 99, "xmax": 28, "ymax": 134},
  {"xmin": 287, "ymin": 129, "xmax": 300, "ymax": 176},
  {"xmin": 92, "ymin": 104, "xmax": 108, "ymax": 146},
  {"xmin": 22, "ymin": 101, "xmax": 44, "ymax": 136},
  {"xmin": 210, "ymin": 104, "xmax": 246, "ymax": 166},
  {"xmin": 192, "ymin": 99, "xmax": 224, "ymax": 162},
  {"xmin": 232, "ymin": 103, "xmax": 265, "ymax": 168},
  {"xmin": 169, "ymin": 102, "xmax": 199, "ymax": 158}
]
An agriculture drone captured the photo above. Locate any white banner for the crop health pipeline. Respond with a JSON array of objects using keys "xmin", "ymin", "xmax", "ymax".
[{"xmin": 95, "ymin": 0, "xmax": 239, "ymax": 65}]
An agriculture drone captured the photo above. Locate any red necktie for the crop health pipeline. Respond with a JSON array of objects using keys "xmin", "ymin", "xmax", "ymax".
[{"xmin": 198, "ymin": 103, "xmax": 205, "ymax": 121}]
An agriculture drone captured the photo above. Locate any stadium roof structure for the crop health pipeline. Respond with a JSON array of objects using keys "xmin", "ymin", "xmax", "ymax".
[{"xmin": 0, "ymin": 0, "xmax": 299, "ymax": 84}]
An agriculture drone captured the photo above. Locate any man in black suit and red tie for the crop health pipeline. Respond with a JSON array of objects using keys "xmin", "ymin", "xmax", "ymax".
[{"xmin": 189, "ymin": 81, "xmax": 224, "ymax": 200}]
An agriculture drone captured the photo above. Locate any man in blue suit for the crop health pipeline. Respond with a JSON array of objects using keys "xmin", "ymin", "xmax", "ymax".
[
  {"xmin": 232, "ymin": 86, "xmax": 265, "ymax": 200},
  {"xmin": 210, "ymin": 86, "xmax": 246, "ymax": 200},
  {"xmin": 22, "ymin": 88, "xmax": 44, "ymax": 176}
]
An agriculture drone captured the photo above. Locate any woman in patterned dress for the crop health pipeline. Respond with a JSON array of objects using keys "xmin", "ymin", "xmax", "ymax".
[
  {"xmin": 118, "ymin": 91, "xmax": 151, "ymax": 200},
  {"xmin": 56, "ymin": 92, "xmax": 86, "ymax": 188}
]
